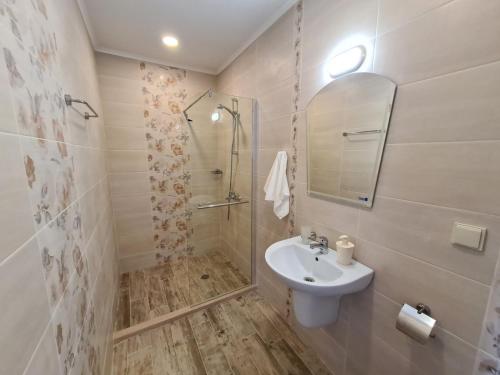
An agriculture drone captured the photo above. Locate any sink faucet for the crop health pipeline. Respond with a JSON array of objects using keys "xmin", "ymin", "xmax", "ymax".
[{"xmin": 310, "ymin": 235, "xmax": 329, "ymax": 255}]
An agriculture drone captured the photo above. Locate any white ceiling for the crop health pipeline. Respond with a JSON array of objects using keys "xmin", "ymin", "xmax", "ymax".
[{"xmin": 77, "ymin": 0, "xmax": 296, "ymax": 75}]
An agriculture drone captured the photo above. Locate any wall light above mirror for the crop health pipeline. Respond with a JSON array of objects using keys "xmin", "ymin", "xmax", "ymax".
[
  {"xmin": 327, "ymin": 45, "xmax": 366, "ymax": 78},
  {"xmin": 306, "ymin": 72, "xmax": 397, "ymax": 208}
]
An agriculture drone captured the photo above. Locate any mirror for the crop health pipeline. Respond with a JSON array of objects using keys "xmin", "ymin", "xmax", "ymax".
[{"xmin": 306, "ymin": 72, "xmax": 396, "ymax": 207}]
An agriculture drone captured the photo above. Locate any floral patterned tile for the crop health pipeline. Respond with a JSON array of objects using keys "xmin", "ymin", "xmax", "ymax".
[
  {"xmin": 139, "ymin": 62, "xmax": 193, "ymax": 255},
  {"xmin": 20, "ymin": 137, "xmax": 77, "ymax": 230},
  {"xmin": 2, "ymin": 0, "xmax": 68, "ymax": 142},
  {"xmin": 36, "ymin": 201, "xmax": 88, "ymax": 310},
  {"xmin": 50, "ymin": 269, "xmax": 89, "ymax": 375}
]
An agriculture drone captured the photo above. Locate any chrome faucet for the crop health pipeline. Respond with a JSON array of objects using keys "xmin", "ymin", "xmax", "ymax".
[{"xmin": 310, "ymin": 235, "xmax": 329, "ymax": 255}]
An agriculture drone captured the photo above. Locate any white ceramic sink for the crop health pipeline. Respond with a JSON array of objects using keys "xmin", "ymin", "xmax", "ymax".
[{"xmin": 265, "ymin": 236, "xmax": 374, "ymax": 327}]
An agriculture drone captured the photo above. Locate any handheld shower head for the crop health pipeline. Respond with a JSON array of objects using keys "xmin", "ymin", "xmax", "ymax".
[{"xmin": 217, "ymin": 104, "xmax": 237, "ymax": 118}]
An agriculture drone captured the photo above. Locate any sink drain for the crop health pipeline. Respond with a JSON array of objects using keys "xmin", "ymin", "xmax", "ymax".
[{"xmin": 304, "ymin": 276, "xmax": 315, "ymax": 282}]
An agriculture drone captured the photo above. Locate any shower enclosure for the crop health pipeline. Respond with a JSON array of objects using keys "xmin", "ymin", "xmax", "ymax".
[
  {"xmin": 183, "ymin": 90, "xmax": 255, "ymax": 306},
  {"xmin": 113, "ymin": 87, "xmax": 255, "ymax": 334}
]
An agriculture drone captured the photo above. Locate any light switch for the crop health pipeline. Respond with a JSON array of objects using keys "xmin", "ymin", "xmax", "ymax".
[{"xmin": 450, "ymin": 222, "xmax": 486, "ymax": 251}]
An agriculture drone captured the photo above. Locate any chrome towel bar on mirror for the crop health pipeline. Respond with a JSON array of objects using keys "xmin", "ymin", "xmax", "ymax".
[
  {"xmin": 197, "ymin": 199, "xmax": 249, "ymax": 209},
  {"xmin": 342, "ymin": 129, "xmax": 382, "ymax": 137},
  {"xmin": 64, "ymin": 94, "xmax": 99, "ymax": 120}
]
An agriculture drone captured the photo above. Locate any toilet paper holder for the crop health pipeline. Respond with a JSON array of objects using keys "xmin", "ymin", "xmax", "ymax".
[
  {"xmin": 415, "ymin": 303, "xmax": 436, "ymax": 338},
  {"xmin": 415, "ymin": 303, "xmax": 431, "ymax": 316},
  {"xmin": 396, "ymin": 302, "xmax": 437, "ymax": 343}
]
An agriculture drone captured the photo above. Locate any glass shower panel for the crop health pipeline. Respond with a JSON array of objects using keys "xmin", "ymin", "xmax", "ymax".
[{"xmin": 185, "ymin": 91, "xmax": 253, "ymax": 306}]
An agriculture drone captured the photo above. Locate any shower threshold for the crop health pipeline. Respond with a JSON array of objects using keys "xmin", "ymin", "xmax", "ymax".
[{"xmin": 114, "ymin": 284, "xmax": 256, "ymax": 342}]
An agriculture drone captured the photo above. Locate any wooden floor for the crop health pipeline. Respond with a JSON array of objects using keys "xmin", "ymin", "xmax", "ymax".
[
  {"xmin": 114, "ymin": 251, "xmax": 250, "ymax": 331},
  {"xmin": 112, "ymin": 291, "xmax": 333, "ymax": 375}
]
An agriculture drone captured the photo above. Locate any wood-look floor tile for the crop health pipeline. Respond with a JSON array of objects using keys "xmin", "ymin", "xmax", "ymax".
[
  {"xmin": 171, "ymin": 318, "xmax": 206, "ymax": 375},
  {"xmin": 112, "ymin": 292, "xmax": 333, "ymax": 375},
  {"xmin": 188, "ymin": 311, "xmax": 233, "ymax": 375},
  {"xmin": 242, "ymin": 333, "xmax": 283, "ymax": 375},
  {"xmin": 269, "ymin": 339, "xmax": 313, "ymax": 375},
  {"xmin": 114, "ymin": 251, "xmax": 249, "ymax": 332},
  {"xmin": 150, "ymin": 326, "xmax": 180, "ymax": 375},
  {"xmin": 115, "ymin": 289, "xmax": 131, "ymax": 331}
]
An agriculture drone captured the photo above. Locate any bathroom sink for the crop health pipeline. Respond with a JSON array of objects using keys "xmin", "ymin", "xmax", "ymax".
[{"xmin": 265, "ymin": 236, "xmax": 374, "ymax": 327}]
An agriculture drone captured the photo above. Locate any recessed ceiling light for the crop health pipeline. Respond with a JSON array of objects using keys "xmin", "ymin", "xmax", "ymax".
[{"xmin": 162, "ymin": 35, "xmax": 179, "ymax": 47}]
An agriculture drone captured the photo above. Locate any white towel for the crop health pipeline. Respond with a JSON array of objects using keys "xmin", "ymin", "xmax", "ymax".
[{"xmin": 264, "ymin": 151, "xmax": 290, "ymax": 219}]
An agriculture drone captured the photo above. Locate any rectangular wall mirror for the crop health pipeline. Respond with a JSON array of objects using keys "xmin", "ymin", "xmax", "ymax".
[{"xmin": 306, "ymin": 72, "xmax": 397, "ymax": 207}]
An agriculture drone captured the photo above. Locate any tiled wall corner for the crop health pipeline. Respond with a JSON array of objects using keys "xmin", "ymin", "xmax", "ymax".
[
  {"xmin": 0, "ymin": 0, "xmax": 118, "ymax": 373},
  {"xmin": 217, "ymin": 0, "xmax": 500, "ymax": 374}
]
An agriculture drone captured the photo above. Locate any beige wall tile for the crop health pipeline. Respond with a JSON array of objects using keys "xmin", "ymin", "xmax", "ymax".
[
  {"xmin": 259, "ymin": 114, "xmax": 292, "ymax": 150},
  {"xmin": 377, "ymin": 142, "xmax": 500, "ymax": 216},
  {"xmin": 388, "ymin": 61, "xmax": 500, "ymax": 144},
  {"xmin": 256, "ymin": 8, "xmax": 295, "ymax": 93},
  {"xmin": 98, "ymin": 75, "xmax": 144, "ymax": 104},
  {"xmin": 295, "ymin": 182, "xmax": 360, "ymax": 236},
  {"xmin": 258, "ymin": 78, "xmax": 293, "ymax": 121},
  {"xmin": 359, "ymin": 197, "xmax": 500, "ymax": 284},
  {"xmin": 112, "ymin": 194, "xmax": 151, "ymax": 216},
  {"xmin": 375, "ymin": 0, "xmax": 500, "ymax": 84},
  {"xmin": 109, "ymin": 172, "xmax": 150, "ymax": 196},
  {"xmin": 0, "ymin": 238, "xmax": 51, "ymax": 375},
  {"xmin": 105, "ymin": 127, "xmax": 146, "ymax": 150},
  {"xmin": 107, "ymin": 150, "xmax": 148, "ymax": 173},
  {"xmin": 115, "ymin": 212, "xmax": 152, "ymax": 234},
  {"xmin": 345, "ymin": 324, "xmax": 421, "ymax": 375},
  {"xmin": 378, "ymin": 0, "xmax": 452, "ymax": 34},
  {"xmin": 229, "ymin": 44, "xmax": 257, "ymax": 80},
  {"xmin": 96, "ymin": 52, "xmax": 141, "ymax": 80},
  {"xmin": 355, "ymin": 239, "xmax": 490, "ymax": 345},
  {"xmin": 117, "ymin": 229, "xmax": 155, "ymax": 256},
  {"xmin": 102, "ymin": 100, "xmax": 144, "ymax": 128}
]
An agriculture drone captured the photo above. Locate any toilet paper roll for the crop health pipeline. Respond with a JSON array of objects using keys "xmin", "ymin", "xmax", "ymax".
[{"xmin": 396, "ymin": 303, "xmax": 436, "ymax": 344}]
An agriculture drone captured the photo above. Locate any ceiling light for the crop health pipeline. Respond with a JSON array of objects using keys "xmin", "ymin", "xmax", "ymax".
[
  {"xmin": 162, "ymin": 35, "xmax": 179, "ymax": 47},
  {"xmin": 327, "ymin": 45, "xmax": 366, "ymax": 78}
]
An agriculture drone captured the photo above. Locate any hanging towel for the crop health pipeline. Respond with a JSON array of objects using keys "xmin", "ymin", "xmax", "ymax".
[{"xmin": 264, "ymin": 151, "xmax": 290, "ymax": 219}]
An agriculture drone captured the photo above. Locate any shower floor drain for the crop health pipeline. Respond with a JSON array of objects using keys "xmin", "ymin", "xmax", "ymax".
[
  {"xmin": 201, "ymin": 274, "xmax": 210, "ymax": 280},
  {"xmin": 303, "ymin": 276, "xmax": 315, "ymax": 282}
]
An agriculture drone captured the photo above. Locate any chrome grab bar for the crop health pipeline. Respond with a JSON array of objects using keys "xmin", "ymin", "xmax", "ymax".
[
  {"xmin": 197, "ymin": 198, "xmax": 249, "ymax": 209},
  {"xmin": 342, "ymin": 129, "xmax": 383, "ymax": 137}
]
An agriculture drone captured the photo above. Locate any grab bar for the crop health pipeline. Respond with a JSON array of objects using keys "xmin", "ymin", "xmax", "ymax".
[
  {"xmin": 64, "ymin": 94, "xmax": 99, "ymax": 120},
  {"xmin": 342, "ymin": 129, "xmax": 383, "ymax": 137},
  {"xmin": 197, "ymin": 199, "xmax": 249, "ymax": 209}
]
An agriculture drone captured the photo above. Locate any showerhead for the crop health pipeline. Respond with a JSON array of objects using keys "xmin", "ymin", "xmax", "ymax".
[{"xmin": 217, "ymin": 104, "xmax": 237, "ymax": 118}]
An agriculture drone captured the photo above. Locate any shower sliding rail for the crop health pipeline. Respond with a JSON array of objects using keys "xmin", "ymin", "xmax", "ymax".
[{"xmin": 197, "ymin": 199, "xmax": 249, "ymax": 210}]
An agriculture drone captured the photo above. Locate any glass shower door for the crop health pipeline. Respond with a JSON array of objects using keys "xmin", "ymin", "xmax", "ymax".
[{"xmin": 184, "ymin": 91, "xmax": 253, "ymax": 306}]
